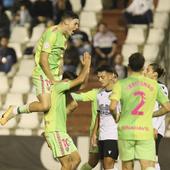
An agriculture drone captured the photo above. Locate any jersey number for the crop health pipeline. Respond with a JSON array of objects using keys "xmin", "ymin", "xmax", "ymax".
[{"xmin": 131, "ymin": 91, "xmax": 145, "ymax": 115}]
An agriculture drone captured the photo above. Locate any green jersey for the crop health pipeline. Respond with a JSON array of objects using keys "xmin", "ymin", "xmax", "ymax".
[
  {"xmin": 71, "ymin": 88, "xmax": 100, "ymax": 135},
  {"xmin": 33, "ymin": 26, "xmax": 67, "ymax": 80},
  {"xmin": 44, "ymin": 81, "xmax": 71, "ymax": 133},
  {"xmin": 110, "ymin": 73, "xmax": 169, "ymax": 140}
]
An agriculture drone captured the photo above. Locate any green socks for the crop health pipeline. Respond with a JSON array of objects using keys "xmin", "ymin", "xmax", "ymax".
[
  {"xmin": 80, "ymin": 163, "xmax": 93, "ymax": 170},
  {"xmin": 18, "ymin": 104, "xmax": 30, "ymax": 114}
]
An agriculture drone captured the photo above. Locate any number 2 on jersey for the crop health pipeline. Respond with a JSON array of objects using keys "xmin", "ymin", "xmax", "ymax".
[{"xmin": 131, "ymin": 91, "xmax": 145, "ymax": 115}]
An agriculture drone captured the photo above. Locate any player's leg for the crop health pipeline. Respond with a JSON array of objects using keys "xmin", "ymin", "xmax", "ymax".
[
  {"xmin": 155, "ymin": 134, "xmax": 163, "ymax": 170},
  {"xmin": 103, "ymin": 157, "xmax": 115, "ymax": 170},
  {"xmin": 19, "ymin": 74, "xmax": 52, "ymax": 113},
  {"xmin": 118, "ymin": 140, "xmax": 135, "ymax": 170},
  {"xmin": 58, "ymin": 155, "xmax": 72, "ymax": 170},
  {"xmin": 80, "ymin": 145, "xmax": 100, "ymax": 170},
  {"xmin": 70, "ymin": 151, "xmax": 81, "ymax": 170},
  {"xmin": 139, "ymin": 160, "xmax": 155, "ymax": 170},
  {"xmin": 136, "ymin": 139, "xmax": 156, "ymax": 170},
  {"xmin": 103, "ymin": 140, "xmax": 119, "ymax": 170},
  {"xmin": 122, "ymin": 160, "xmax": 134, "ymax": 170},
  {"xmin": 0, "ymin": 75, "xmax": 51, "ymax": 125}
]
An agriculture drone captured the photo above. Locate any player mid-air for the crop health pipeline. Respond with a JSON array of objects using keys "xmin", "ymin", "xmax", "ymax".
[{"xmin": 0, "ymin": 11, "xmax": 79, "ymax": 125}]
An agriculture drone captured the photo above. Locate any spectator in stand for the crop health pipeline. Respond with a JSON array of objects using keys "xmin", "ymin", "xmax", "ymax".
[
  {"xmin": 2, "ymin": 0, "xmax": 14, "ymax": 10},
  {"xmin": 0, "ymin": 4, "xmax": 10, "ymax": 37},
  {"xmin": 12, "ymin": 0, "xmax": 33, "ymax": 15},
  {"xmin": 70, "ymin": 29, "xmax": 92, "ymax": 59},
  {"xmin": 113, "ymin": 54, "xmax": 127, "ymax": 79},
  {"xmin": 93, "ymin": 22, "xmax": 117, "ymax": 69},
  {"xmin": 11, "ymin": 4, "xmax": 32, "ymax": 29},
  {"xmin": 53, "ymin": 0, "xmax": 72, "ymax": 24},
  {"xmin": 0, "ymin": 36, "xmax": 17, "ymax": 73},
  {"xmin": 64, "ymin": 42, "xmax": 80, "ymax": 74},
  {"xmin": 123, "ymin": 0, "xmax": 153, "ymax": 25},
  {"xmin": 31, "ymin": 0, "xmax": 53, "ymax": 28}
]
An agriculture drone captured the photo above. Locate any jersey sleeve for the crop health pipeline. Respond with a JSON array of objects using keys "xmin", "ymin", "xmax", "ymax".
[
  {"xmin": 110, "ymin": 81, "xmax": 121, "ymax": 101},
  {"xmin": 71, "ymin": 89, "xmax": 98, "ymax": 102},
  {"xmin": 42, "ymin": 30, "xmax": 56, "ymax": 53},
  {"xmin": 156, "ymin": 84, "xmax": 169, "ymax": 105},
  {"xmin": 53, "ymin": 81, "xmax": 71, "ymax": 93}
]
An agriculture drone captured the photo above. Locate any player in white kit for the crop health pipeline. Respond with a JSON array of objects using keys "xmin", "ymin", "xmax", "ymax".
[
  {"xmin": 91, "ymin": 65, "xmax": 119, "ymax": 170},
  {"xmin": 146, "ymin": 63, "xmax": 168, "ymax": 170}
]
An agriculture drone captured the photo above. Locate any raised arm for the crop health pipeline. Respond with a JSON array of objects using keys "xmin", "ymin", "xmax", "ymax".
[
  {"xmin": 90, "ymin": 113, "xmax": 99, "ymax": 147},
  {"xmin": 70, "ymin": 52, "xmax": 91, "ymax": 89}
]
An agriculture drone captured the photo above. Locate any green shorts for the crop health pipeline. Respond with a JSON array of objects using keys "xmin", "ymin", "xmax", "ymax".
[
  {"xmin": 118, "ymin": 139, "xmax": 156, "ymax": 161},
  {"xmin": 45, "ymin": 131, "xmax": 77, "ymax": 158},
  {"xmin": 32, "ymin": 74, "xmax": 61, "ymax": 96}
]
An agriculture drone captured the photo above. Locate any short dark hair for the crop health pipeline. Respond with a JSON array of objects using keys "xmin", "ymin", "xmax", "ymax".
[
  {"xmin": 61, "ymin": 11, "xmax": 79, "ymax": 21},
  {"xmin": 150, "ymin": 63, "xmax": 165, "ymax": 78},
  {"xmin": 97, "ymin": 65, "xmax": 118, "ymax": 77},
  {"xmin": 128, "ymin": 53, "xmax": 145, "ymax": 72}
]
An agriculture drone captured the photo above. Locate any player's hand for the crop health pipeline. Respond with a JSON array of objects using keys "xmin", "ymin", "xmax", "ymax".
[
  {"xmin": 154, "ymin": 128, "xmax": 158, "ymax": 139},
  {"xmin": 81, "ymin": 52, "xmax": 91, "ymax": 67},
  {"xmin": 90, "ymin": 134, "xmax": 97, "ymax": 147},
  {"xmin": 51, "ymin": 80, "xmax": 58, "ymax": 85}
]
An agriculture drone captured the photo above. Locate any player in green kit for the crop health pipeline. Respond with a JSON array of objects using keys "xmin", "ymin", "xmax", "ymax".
[
  {"xmin": 0, "ymin": 11, "xmax": 79, "ymax": 125},
  {"xmin": 110, "ymin": 53, "xmax": 170, "ymax": 170},
  {"xmin": 71, "ymin": 88, "xmax": 100, "ymax": 170},
  {"xmin": 44, "ymin": 52, "xmax": 91, "ymax": 170}
]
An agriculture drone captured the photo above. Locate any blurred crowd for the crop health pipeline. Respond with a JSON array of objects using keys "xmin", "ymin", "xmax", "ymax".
[{"xmin": 0, "ymin": 0, "xmax": 154, "ymax": 78}]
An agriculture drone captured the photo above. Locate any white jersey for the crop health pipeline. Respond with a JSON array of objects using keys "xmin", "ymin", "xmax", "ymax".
[
  {"xmin": 152, "ymin": 83, "xmax": 168, "ymax": 136},
  {"xmin": 97, "ymin": 89, "xmax": 118, "ymax": 140}
]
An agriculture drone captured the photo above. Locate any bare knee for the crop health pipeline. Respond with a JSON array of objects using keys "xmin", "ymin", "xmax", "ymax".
[
  {"xmin": 122, "ymin": 161, "xmax": 133, "ymax": 170},
  {"xmin": 41, "ymin": 102, "xmax": 51, "ymax": 112},
  {"xmin": 73, "ymin": 156, "xmax": 81, "ymax": 168},
  {"xmin": 61, "ymin": 159, "xmax": 72, "ymax": 170},
  {"xmin": 72, "ymin": 155, "xmax": 81, "ymax": 169},
  {"xmin": 103, "ymin": 157, "xmax": 114, "ymax": 169}
]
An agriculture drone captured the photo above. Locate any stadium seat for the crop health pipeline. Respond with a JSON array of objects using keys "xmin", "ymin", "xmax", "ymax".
[
  {"xmin": 17, "ymin": 113, "xmax": 39, "ymax": 129},
  {"xmin": 143, "ymin": 44, "xmax": 159, "ymax": 63},
  {"xmin": 146, "ymin": 28, "xmax": 165, "ymax": 44},
  {"xmin": 8, "ymin": 43, "xmax": 23, "ymax": 59},
  {"xmin": 3, "ymin": 93, "xmax": 23, "ymax": 109},
  {"xmin": 70, "ymin": 0, "xmax": 82, "ymax": 12},
  {"xmin": 0, "ymin": 129, "xmax": 10, "ymax": 135},
  {"xmin": 80, "ymin": 11, "xmax": 97, "ymax": 28},
  {"xmin": 153, "ymin": 12, "xmax": 169, "ymax": 29},
  {"xmin": 10, "ymin": 76, "xmax": 30, "ymax": 94},
  {"xmin": 10, "ymin": 26, "xmax": 29, "ymax": 44},
  {"xmin": 83, "ymin": 0, "xmax": 102, "ymax": 12},
  {"xmin": 17, "ymin": 59, "xmax": 35, "ymax": 76},
  {"xmin": 165, "ymin": 130, "xmax": 170, "ymax": 137},
  {"xmin": 27, "ymin": 24, "xmax": 45, "ymax": 46},
  {"xmin": 15, "ymin": 129, "xmax": 32, "ymax": 136},
  {"xmin": 77, "ymin": 136, "xmax": 89, "ymax": 168},
  {"xmin": 80, "ymin": 27, "xmax": 92, "ymax": 40},
  {"xmin": 0, "ymin": 75, "xmax": 9, "ymax": 95},
  {"xmin": 121, "ymin": 44, "xmax": 138, "ymax": 63},
  {"xmin": 125, "ymin": 28, "xmax": 146, "ymax": 45},
  {"xmin": 156, "ymin": 0, "xmax": 170, "ymax": 12}
]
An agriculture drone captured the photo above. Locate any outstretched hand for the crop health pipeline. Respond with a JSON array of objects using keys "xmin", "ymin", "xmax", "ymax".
[{"xmin": 81, "ymin": 52, "xmax": 91, "ymax": 67}]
